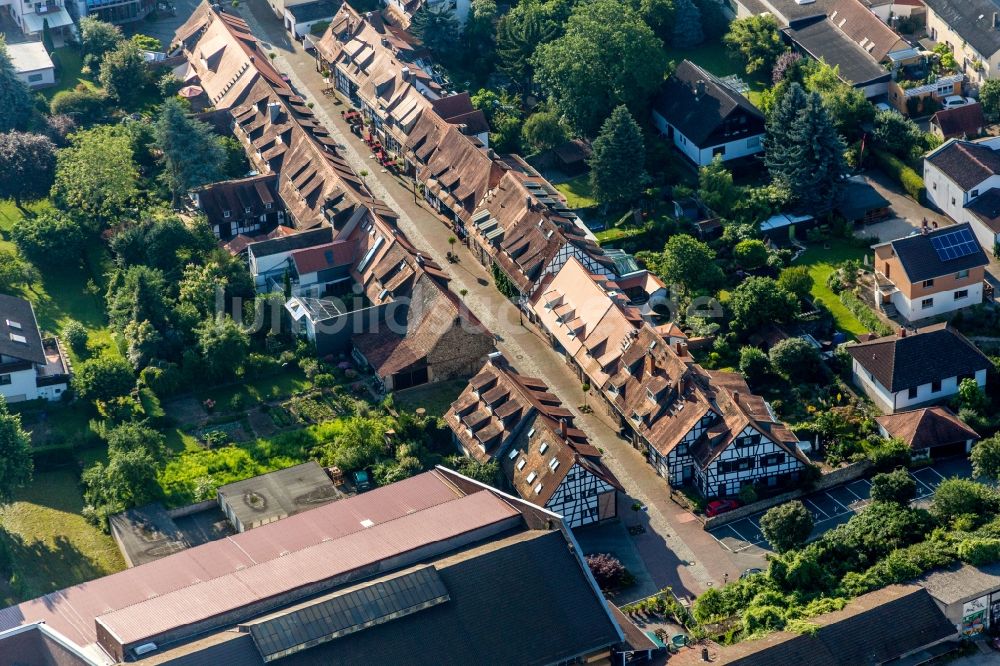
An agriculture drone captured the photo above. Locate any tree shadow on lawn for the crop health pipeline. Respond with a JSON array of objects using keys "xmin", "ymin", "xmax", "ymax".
[{"xmin": 0, "ymin": 530, "xmax": 112, "ymax": 605}]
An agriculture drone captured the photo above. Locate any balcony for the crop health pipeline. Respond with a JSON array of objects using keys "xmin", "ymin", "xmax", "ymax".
[{"xmin": 34, "ymin": 2, "xmax": 63, "ymax": 14}]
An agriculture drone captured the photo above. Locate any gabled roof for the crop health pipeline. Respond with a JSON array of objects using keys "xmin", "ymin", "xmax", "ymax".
[
  {"xmin": 923, "ymin": 0, "xmax": 1000, "ymax": 58},
  {"xmin": 876, "ymin": 405, "xmax": 979, "ymax": 450},
  {"xmin": 670, "ymin": 585, "xmax": 954, "ymax": 666},
  {"xmin": 967, "ymin": 187, "xmax": 1000, "ymax": 233},
  {"xmin": 783, "ymin": 15, "xmax": 893, "ymax": 87},
  {"xmin": 926, "ymin": 139, "xmax": 1000, "ymax": 191},
  {"xmin": 0, "ymin": 294, "xmax": 46, "ymax": 365},
  {"xmin": 847, "ymin": 323, "xmax": 990, "ymax": 392},
  {"xmin": 247, "ymin": 226, "xmax": 334, "ymax": 259},
  {"xmin": 447, "ymin": 352, "xmax": 575, "ymax": 462},
  {"xmin": 653, "ymin": 60, "xmax": 765, "ymax": 147},
  {"xmin": 290, "ymin": 240, "xmax": 355, "ymax": 275},
  {"xmin": 193, "ymin": 173, "xmax": 278, "ymax": 223},
  {"xmin": 874, "ymin": 223, "xmax": 988, "ymax": 283},
  {"xmin": 828, "ymin": 0, "xmax": 911, "ymax": 61},
  {"xmin": 932, "ymin": 102, "xmax": 986, "ymax": 139}
]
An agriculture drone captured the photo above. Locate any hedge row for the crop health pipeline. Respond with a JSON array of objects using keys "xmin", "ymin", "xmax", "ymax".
[
  {"xmin": 840, "ymin": 291, "xmax": 893, "ymax": 337},
  {"xmin": 870, "ymin": 148, "xmax": 924, "ymax": 203}
]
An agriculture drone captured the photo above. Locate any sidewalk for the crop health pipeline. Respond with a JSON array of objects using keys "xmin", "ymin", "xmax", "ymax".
[{"xmin": 236, "ymin": 0, "xmax": 751, "ymax": 596}]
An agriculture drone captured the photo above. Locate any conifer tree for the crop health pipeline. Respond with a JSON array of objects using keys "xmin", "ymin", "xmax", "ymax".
[
  {"xmin": 764, "ymin": 82, "xmax": 808, "ymax": 192},
  {"xmin": 589, "ymin": 106, "xmax": 647, "ymax": 207},
  {"xmin": 154, "ymin": 98, "xmax": 225, "ymax": 204},
  {"xmin": 785, "ymin": 92, "xmax": 846, "ymax": 213},
  {"xmin": 671, "ymin": 0, "xmax": 703, "ymax": 49}
]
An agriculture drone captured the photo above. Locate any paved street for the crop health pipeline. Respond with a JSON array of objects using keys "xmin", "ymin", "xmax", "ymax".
[{"xmin": 234, "ymin": 0, "xmax": 755, "ymax": 596}]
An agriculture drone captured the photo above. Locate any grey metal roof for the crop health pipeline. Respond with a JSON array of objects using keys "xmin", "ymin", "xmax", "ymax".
[
  {"xmin": 247, "ymin": 227, "xmax": 333, "ymax": 259},
  {"xmin": 923, "ymin": 0, "xmax": 1000, "ymax": 58},
  {"xmin": 0, "ymin": 294, "xmax": 46, "ymax": 365},
  {"xmin": 246, "ymin": 566, "xmax": 449, "ymax": 660}
]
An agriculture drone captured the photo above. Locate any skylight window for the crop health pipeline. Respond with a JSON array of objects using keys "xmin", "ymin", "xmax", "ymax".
[
  {"xmin": 5, "ymin": 320, "xmax": 21, "ymax": 330},
  {"xmin": 517, "ymin": 459, "xmax": 526, "ymax": 470},
  {"xmin": 508, "ymin": 448, "xmax": 519, "ymax": 460},
  {"xmin": 548, "ymin": 458, "xmax": 559, "ymax": 471},
  {"xmin": 526, "ymin": 471, "xmax": 537, "ymax": 484},
  {"xmin": 527, "ymin": 427, "xmax": 535, "ymax": 438},
  {"xmin": 9, "ymin": 333, "xmax": 26, "ymax": 344},
  {"xmin": 534, "ymin": 483, "xmax": 543, "ymax": 494},
  {"xmin": 539, "ymin": 442, "xmax": 549, "ymax": 454}
]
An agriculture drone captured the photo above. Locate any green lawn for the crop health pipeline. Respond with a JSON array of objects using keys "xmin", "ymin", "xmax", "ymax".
[
  {"xmin": 664, "ymin": 40, "xmax": 770, "ymax": 107},
  {"xmin": 554, "ymin": 174, "xmax": 599, "ymax": 210},
  {"xmin": 795, "ymin": 239, "xmax": 868, "ymax": 338},
  {"xmin": 44, "ymin": 47, "xmax": 96, "ymax": 100},
  {"xmin": 0, "ymin": 470, "xmax": 125, "ymax": 605},
  {"xmin": 195, "ymin": 368, "xmax": 312, "ymax": 408},
  {"xmin": 394, "ymin": 379, "xmax": 467, "ymax": 417},
  {"xmin": 0, "ymin": 200, "xmax": 117, "ymax": 357}
]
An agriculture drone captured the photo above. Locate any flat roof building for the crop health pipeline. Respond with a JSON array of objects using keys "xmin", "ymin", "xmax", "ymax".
[{"xmin": 216, "ymin": 461, "xmax": 339, "ymax": 532}]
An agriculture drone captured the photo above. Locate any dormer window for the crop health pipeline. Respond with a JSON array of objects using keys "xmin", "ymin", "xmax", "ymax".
[
  {"xmin": 534, "ymin": 483, "xmax": 543, "ymax": 495},
  {"xmin": 526, "ymin": 471, "xmax": 537, "ymax": 484},
  {"xmin": 265, "ymin": 202, "xmax": 273, "ymax": 210},
  {"xmin": 646, "ymin": 388, "xmax": 656, "ymax": 401},
  {"xmin": 507, "ymin": 448, "xmax": 519, "ymax": 460},
  {"xmin": 548, "ymin": 458, "xmax": 559, "ymax": 471},
  {"xmin": 539, "ymin": 442, "xmax": 549, "ymax": 454},
  {"xmin": 516, "ymin": 459, "xmax": 526, "ymax": 470},
  {"xmin": 245, "ymin": 206, "xmax": 251, "ymax": 214},
  {"xmin": 223, "ymin": 210, "xmax": 231, "ymax": 219}
]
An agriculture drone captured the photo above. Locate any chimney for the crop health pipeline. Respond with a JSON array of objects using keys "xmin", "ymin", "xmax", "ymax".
[
  {"xmin": 899, "ymin": 327, "xmax": 907, "ymax": 338},
  {"xmin": 702, "ymin": 647, "xmax": 710, "ymax": 662},
  {"xmin": 732, "ymin": 390, "xmax": 740, "ymax": 406},
  {"xmin": 695, "ymin": 80, "xmax": 706, "ymax": 99},
  {"xmin": 267, "ymin": 101, "xmax": 280, "ymax": 124},
  {"xmin": 674, "ymin": 341, "xmax": 684, "ymax": 356},
  {"xmin": 401, "ymin": 66, "xmax": 411, "ymax": 81},
  {"xmin": 559, "ymin": 418, "xmax": 568, "ymax": 438}
]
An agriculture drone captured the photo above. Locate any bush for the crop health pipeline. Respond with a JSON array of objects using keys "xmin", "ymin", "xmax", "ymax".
[
  {"xmin": 769, "ymin": 338, "xmax": 822, "ymax": 383},
  {"xmin": 932, "ymin": 477, "xmax": 1000, "ymax": 526},
  {"xmin": 760, "ymin": 501, "xmax": 814, "ymax": 553},
  {"xmin": 139, "ymin": 362, "xmax": 183, "ymax": 398},
  {"xmin": 958, "ymin": 538, "xmax": 1000, "ymax": 566},
  {"xmin": 839, "ymin": 291, "xmax": 893, "ymax": 336},
  {"xmin": 738, "ymin": 346, "xmax": 771, "ymax": 385},
  {"xmin": 585, "ymin": 553, "xmax": 627, "ymax": 590},
  {"xmin": 870, "ymin": 468, "xmax": 916, "ymax": 504},
  {"xmin": 870, "ymin": 438, "xmax": 912, "ymax": 472},
  {"xmin": 50, "ymin": 87, "xmax": 106, "ymax": 119},
  {"xmin": 61, "ymin": 320, "xmax": 89, "ymax": 357},
  {"xmin": 871, "ymin": 148, "xmax": 924, "ymax": 202}
]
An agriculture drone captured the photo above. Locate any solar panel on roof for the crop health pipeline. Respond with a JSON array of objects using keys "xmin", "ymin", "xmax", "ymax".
[{"xmin": 929, "ymin": 228, "xmax": 978, "ymax": 262}]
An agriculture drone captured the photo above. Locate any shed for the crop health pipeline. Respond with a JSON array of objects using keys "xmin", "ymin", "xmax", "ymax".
[
  {"xmin": 920, "ymin": 563, "xmax": 1000, "ymax": 637},
  {"xmin": 7, "ymin": 42, "xmax": 55, "ymax": 89},
  {"xmin": 835, "ymin": 177, "xmax": 891, "ymax": 224}
]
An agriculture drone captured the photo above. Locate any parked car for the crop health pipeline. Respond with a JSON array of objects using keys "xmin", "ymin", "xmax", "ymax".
[
  {"xmin": 942, "ymin": 96, "xmax": 973, "ymax": 109},
  {"xmin": 705, "ymin": 499, "xmax": 741, "ymax": 517}
]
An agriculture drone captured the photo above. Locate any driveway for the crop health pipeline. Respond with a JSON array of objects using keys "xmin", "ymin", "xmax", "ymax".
[
  {"xmin": 232, "ymin": 0, "xmax": 746, "ymax": 597},
  {"xmin": 708, "ymin": 459, "xmax": 969, "ymax": 554}
]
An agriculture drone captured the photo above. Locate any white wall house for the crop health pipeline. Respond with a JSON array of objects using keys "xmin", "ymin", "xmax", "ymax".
[
  {"xmin": 0, "ymin": 295, "xmax": 70, "ymax": 403},
  {"xmin": 925, "ymin": 138, "xmax": 1000, "ymax": 254},
  {"xmin": 651, "ymin": 60, "xmax": 766, "ymax": 167},
  {"xmin": 246, "ymin": 228, "xmax": 333, "ymax": 293},
  {"xmin": 848, "ymin": 324, "xmax": 990, "ymax": 414},
  {"xmin": 7, "ymin": 42, "xmax": 55, "ymax": 89}
]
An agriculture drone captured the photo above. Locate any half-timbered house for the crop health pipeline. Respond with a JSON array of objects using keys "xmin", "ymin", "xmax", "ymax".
[
  {"xmin": 608, "ymin": 325, "xmax": 809, "ymax": 498},
  {"xmin": 447, "ymin": 352, "xmax": 621, "ymax": 527}
]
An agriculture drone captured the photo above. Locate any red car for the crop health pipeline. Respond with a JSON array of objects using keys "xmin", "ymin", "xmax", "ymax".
[{"xmin": 705, "ymin": 499, "xmax": 742, "ymax": 517}]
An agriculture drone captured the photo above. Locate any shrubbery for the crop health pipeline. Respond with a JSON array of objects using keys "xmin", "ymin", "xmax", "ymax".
[{"xmin": 870, "ymin": 148, "xmax": 924, "ymax": 202}]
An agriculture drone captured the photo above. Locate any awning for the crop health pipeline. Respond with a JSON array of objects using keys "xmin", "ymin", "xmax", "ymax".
[
  {"xmin": 888, "ymin": 47, "xmax": 921, "ymax": 63},
  {"xmin": 22, "ymin": 7, "xmax": 73, "ymax": 31}
]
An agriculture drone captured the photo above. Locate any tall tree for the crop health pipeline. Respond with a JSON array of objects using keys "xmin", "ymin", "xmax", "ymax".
[
  {"xmin": 195, "ymin": 316, "xmax": 250, "ymax": 381},
  {"xmin": 642, "ymin": 234, "xmax": 723, "ymax": 297},
  {"xmin": 729, "ymin": 276, "xmax": 798, "ymax": 332},
  {"xmin": 980, "ymin": 79, "xmax": 1000, "ymax": 120},
  {"xmin": 764, "ymin": 81, "xmax": 808, "ymax": 188},
  {"xmin": 52, "ymin": 125, "xmax": 140, "ymax": 226},
  {"xmin": 671, "ymin": 0, "xmax": 703, "ymax": 49},
  {"xmin": 496, "ymin": 0, "xmax": 559, "ymax": 92},
  {"xmin": 0, "ymin": 397, "xmax": 32, "ymax": 504},
  {"xmin": 154, "ymin": 98, "xmax": 226, "ymax": 204},
  {"xmin": 79, "ymin": 17, "xmax": 125, "ymax": 61},
  {"xmin": 0, "ymin": 38, "xmax": 35, "ymax": 132},
  {"xmin": 803, "ymin": 61, "xmax": 873, "ymax": 140},
  {"xmin": 533, "ymin": 0, "xmax": 667, "ymax": 135},
  {"xmin": 639, "ymin": 0, "xmax": 675, "ymax": 43},
  {"xmin": 697, "ymin": 155, "xmax": 736, "ymax": 216},
  {"xmin": 11, "ymin": 209, "xmax": 88, "ymax": 265},
  {"xmin": 723, "ymin": 15, "xmax": 784, "ymax": 75},
  {"xmin": 410, "ymin": 4, "xmax": 460, "ymax": 60},
  {"xmin": 100, "ymin": 40, "xmax": 149, "ymax": 108},
  {"xmin": 72, "ymin": 356, "xmax": 136, "ymax": 403},
  {"xmin": 0, "ymin": 132, "xmax": 57, "ymax": 207},
  {"xmin": 462, "ymin": 0, "xmax": 498, "ymax": 80},
  {"xmin": 785, "ymin": 92, "xmax": 847, "ymax": 213},
  {"xmin": 589, "ymin": 106, "xmax": 647, "ymax": 207},
  {"xmin": 106, "ymin": 265, "xmax": 172, "ymax": 333}
]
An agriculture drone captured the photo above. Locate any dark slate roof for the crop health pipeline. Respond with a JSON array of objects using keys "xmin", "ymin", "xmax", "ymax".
[
  {"xmin": 926, "ymin": 139, "xmax": 1000, "ymax": 190},
  {"xmin": 671, "ymin": 585, "xmax": 955, "ymax": 666},
  {"xmin": 652, "ymin": 60, "xmax": 764, "ymax": 147},
  {"xmin": 847, "ymin": 324, "xmax": 990, "ymax": 392},
  {"xmin": 287, "ymin": 0, "xmax": 339, "ymax": 22},
  {"xmin": 275, "ymin": 530, "xmax": 622, "ymax": 665},
  {"xmin": 879, "ymin": 223, "xmax": 988, "ymax": 282},
  {"xmin": 247, "ymin": 226, "xmax": 334, "ymax": 258},
  {"xmin": 0, "ymin": 294, "xmax": 46, "ymax": 365},
  {"xmin": 834, "ymin": 177, "xmax": 890, "ymax": 220},
  {"xmin": 923, "ymin": 0, "xmax": 1000, "ymax": 58},
  {"xmin": 967, "ymin": 187, "xmax": 1000, "ymax": 233},
  {"xmin": 783, "ymin": 15, "xmax": 892, "ymax": 87}
]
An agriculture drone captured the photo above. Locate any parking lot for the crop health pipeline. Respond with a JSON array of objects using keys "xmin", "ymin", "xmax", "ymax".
[{"xmin": 708, "ymin": 466, "xmax": 952, "ymax": 553}]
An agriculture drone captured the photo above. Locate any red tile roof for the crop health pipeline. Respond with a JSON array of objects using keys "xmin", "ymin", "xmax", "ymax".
[{"xmin": 291, "ymin": 240, "xmax": 355, "ymax": 274}]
